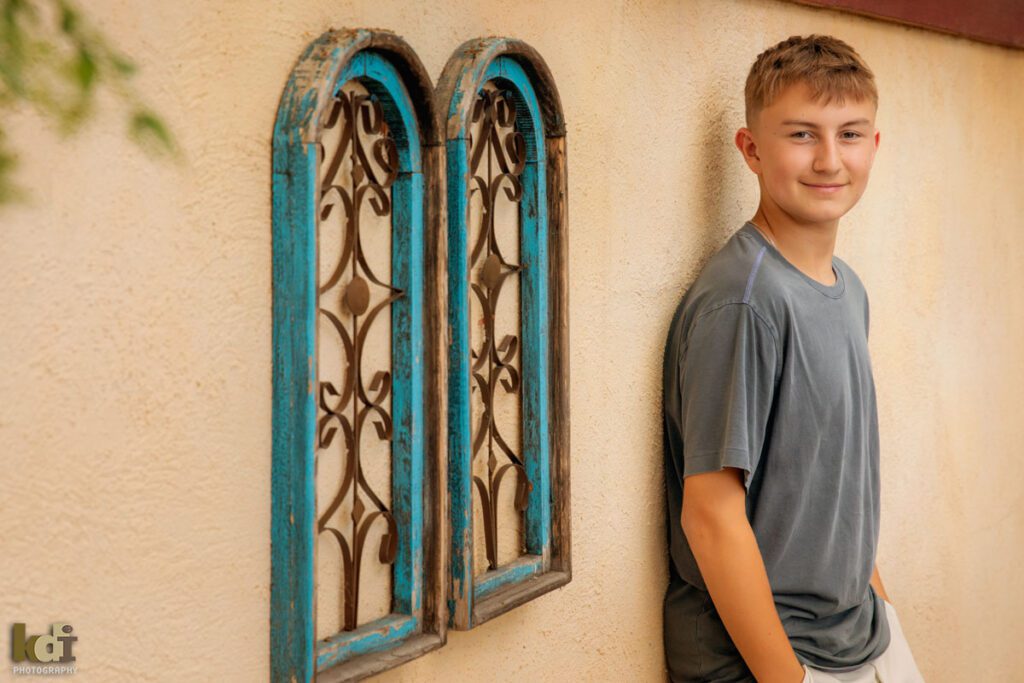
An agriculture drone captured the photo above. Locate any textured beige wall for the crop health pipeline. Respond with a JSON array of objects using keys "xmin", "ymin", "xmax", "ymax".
[{"xmin": 1, "ymin": 0, "xmax": 1021, "ymax": 681}]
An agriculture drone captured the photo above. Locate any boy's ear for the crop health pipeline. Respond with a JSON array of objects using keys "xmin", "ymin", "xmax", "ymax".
[{"xmin": 734, "ymin": 127, "xmax": 762, "ymax": 174}]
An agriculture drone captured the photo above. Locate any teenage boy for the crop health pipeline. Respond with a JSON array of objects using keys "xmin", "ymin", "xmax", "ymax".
[{"xmin": 661, "ymin": 36, "xmax": 926, "ymax": 682}]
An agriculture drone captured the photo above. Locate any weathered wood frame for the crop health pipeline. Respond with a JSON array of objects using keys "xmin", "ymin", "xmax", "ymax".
[
  {"xmin": 436, "ymin": 38, "xmax": 571, "ymax": 630},
  {"xmin": 271, "ymin": 29, "xmax": 447, "ymax": 682}
]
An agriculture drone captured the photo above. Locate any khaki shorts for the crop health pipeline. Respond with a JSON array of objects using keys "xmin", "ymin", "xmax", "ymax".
[{"xmin": 801, "ymin": 600, "xmax": 925, "ymax": 683}]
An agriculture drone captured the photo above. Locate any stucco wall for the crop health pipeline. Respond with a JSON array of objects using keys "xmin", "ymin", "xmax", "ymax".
[{"xmin": 2, "ymin": 0, "xmax": 1021, "ymax": 680}]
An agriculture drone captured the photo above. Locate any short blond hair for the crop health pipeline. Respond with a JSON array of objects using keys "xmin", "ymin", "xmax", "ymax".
[{"xmin": 745, "ymin": 34, "xmax": 877, "ymax": 128}]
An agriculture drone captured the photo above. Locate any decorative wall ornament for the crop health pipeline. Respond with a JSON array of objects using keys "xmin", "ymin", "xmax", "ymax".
[
  {"xmin": 467, "ymin": 85, "xmax": 530, "ymax": 573},
  {"xmin": 315, "ymin": 85, "xmax": 403, "ymax": 634},
  {"xmin": 271, "ymin": 28, "xmax": 446, "ymax": 682},
  {"xmin": 437, "ymin": 37, "xmax": 571, "ymax": 630},
  {"xmin": 272, "ymin": 29, "xmax": 569, "ymax": 677}
]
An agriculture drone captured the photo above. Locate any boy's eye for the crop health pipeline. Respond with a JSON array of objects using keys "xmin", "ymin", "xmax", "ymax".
[{"xmin": 790, "ymin": 130, "xmax": 863, "ymax": 141}]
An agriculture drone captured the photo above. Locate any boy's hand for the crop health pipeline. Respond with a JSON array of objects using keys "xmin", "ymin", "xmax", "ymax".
[
  {"xmin": 870, "ymin": 563, "xmax": 891, "ymax": 603},
  {"xmin": 682, "ymin": 466, "xmax": 807, "ymax": 683}
]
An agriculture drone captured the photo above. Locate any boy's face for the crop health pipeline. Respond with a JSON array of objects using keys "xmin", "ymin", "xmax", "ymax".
[{"xmin": 737, "ymin": 80, "xmax": 880, "ymax": 228}]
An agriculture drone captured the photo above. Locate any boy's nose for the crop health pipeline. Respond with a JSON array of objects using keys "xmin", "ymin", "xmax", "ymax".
[{"xmin": 812, "ymin": 139, "xmax": 842, "ymax": 175}]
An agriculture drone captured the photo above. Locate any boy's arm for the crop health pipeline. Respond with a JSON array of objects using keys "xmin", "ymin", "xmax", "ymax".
[
  {"xmin": 682, "ymin": 467, "xmax": 806, "ymax": 683},
  {"xmin": 870, "ymin": 563, "xmax": 890, "ymax": 603}
]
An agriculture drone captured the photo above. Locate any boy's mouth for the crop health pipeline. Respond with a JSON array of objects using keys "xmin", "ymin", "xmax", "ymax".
[{"xmin": 801, "ymin": 181, "xmax": 848, "ymax": 194}]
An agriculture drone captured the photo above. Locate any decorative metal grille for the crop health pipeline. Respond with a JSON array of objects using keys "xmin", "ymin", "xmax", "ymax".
[
  {"xmin": 315, "ymin": 86, "xmax": 401, "ymax": 632},
  {"xmin": 440, "ymin": 43, "xmax": 568, "ymax": 631},
  {"xmin": 273, "ymin": 33, "xmax": 445, "ymax": 682},
  {"xmin": 467, "ymin": 87, "xmax": 532, "ymax": 572}
]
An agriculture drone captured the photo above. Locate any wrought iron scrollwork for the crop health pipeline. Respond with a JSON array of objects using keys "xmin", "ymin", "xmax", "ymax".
[
  {"xmin": 468, "ymin": 87, "xmax": 533, "ymax": 572},
  {"xmin": 315, "ymin": 88, "xmax": 403, "ymax": 631}
]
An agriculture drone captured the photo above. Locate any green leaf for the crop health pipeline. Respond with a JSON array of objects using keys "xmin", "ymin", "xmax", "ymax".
[
  {"xmin": 0, "ymin": 136, "xmax": 25, "ymax": 205},
  {"xmin": 74, "ymin": 46, "xmax": 96, "ymax": 91},
  {"xmin": 59, "ymin": 2, "xmax": 78, "ymax": 34},
  {"xmin": 130, "ymin": 109, "xmax": 174, "ymax": 153},
  {"xmin": 110, "ymin": 53, "xmax": 136, "ymax": 76}
]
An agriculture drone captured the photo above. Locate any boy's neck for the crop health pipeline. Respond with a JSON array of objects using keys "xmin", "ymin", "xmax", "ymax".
[{"xmin": 750, "ymin": 204, "xmax": 839, "ymax": 286}]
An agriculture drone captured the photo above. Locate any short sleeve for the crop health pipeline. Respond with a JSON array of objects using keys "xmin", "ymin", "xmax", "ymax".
[{"xmin": 678, "ymin": 302, "xmax": 779, "ymax": 490}]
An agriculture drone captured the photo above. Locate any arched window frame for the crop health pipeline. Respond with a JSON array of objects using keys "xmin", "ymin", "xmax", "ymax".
[
  {"xmin": 271, "ymin": 29, "xmax": 446, "ymax": 681},
  {"xmin": 437, "ymin": 38, "xmax": 571, "ymax": 630}
]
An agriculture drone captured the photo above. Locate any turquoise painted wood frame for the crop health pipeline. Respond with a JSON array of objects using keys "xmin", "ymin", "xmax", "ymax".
[
  {"xmin": 272, "ymin": 29, "xmax": 446, "ymax": 682},
  {"xmin": 437, "ymin": 38, "xmax": 572, "ymax": 630}
]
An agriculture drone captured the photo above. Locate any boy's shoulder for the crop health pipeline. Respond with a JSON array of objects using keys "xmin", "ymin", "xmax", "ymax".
[
  {"xmin": 681, "ymin": 225, "xmax": 780, "ymax": 322},
  {"xmin": 676, "ymin": 224, "xmax": 871, "ymax": 339},
  {"xmin": 688, "ymin": 228, "xmax": 759, "ymax": 297},
  {"xmin": 693, "ymin": 226, "xmax": 870, "ymax": 300},
  {"xmin": 672, "ymin": 223, "xmax": 873, "ymax": 343}
]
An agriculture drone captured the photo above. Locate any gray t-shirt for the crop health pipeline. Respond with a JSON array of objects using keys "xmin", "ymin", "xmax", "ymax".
[{"xmin": 662, "ymin": 221, "xmax": 891, "ymax": 681}]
